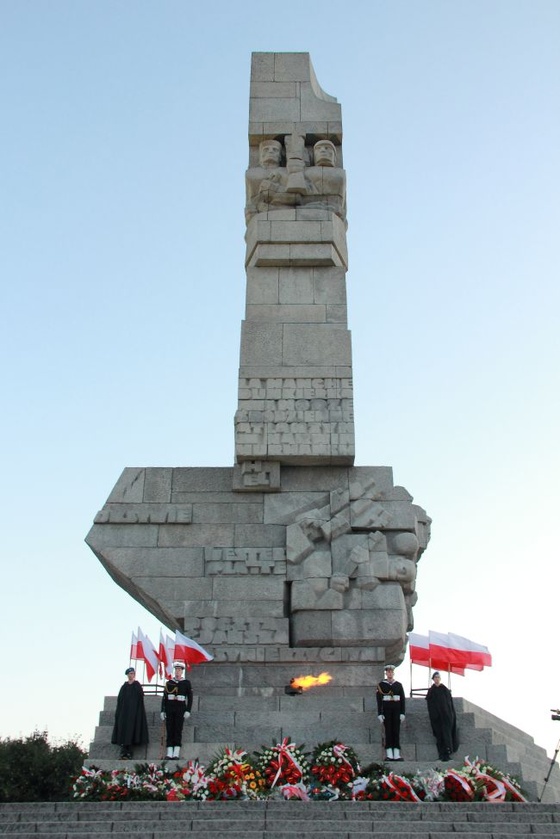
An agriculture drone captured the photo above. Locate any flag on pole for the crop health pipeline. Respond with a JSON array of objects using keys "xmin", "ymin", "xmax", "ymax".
[
  {"xmin": 408, "ymin": 632, "xmax": 466, "ymax": 675},
  {"xmin": 136, "ymin": 627, "xmax": 159, "ymax": 682},
  {"xmin": 428, "ymin": 630, "xmax": 467, "ymax": 675},
  {"xmin": 173, "ymin": 630, "xmax": 213, "ymax": 668},
  {"xmin": 130, "ymin": 631, "xmax": 138, "ymax": 661},
  {"xmin": 447, "ymin": 633, "xmax": 492, "ymax": 670},
  {"xmin": 157, "ymin": 629, "xmax": 174, "ymax": 678},
  {"xmin": 408, "ymin": 632, "xmax": 430, "ymax": 664}
]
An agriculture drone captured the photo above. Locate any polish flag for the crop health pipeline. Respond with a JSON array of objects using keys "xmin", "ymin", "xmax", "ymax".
[
  {"xmin": 410, "ymin": 632, "xmax": 465, "ymax": 675},
  {"xmin": 136, "ymin": 627, "xmax": 159, "ymax": 682},
  {"xmin": 429, "ymin": 630, "xmax": 490, "ymax": 674},
  {"xmin": 448, "ymin": 633, "xmax": 492, "ymax": 670},
  {"xmin": 130, "ymin": 631, "xmax": 138, "ymax": 661},
  {"xmin": 157, "ymin": 629, "xmax": 174, "ymax": 678},
  {"xmin": 408, "ymin": 633, "xmax": 430, "ymax": 664},
  {"xmin": 173, "ymin": 630, "xmax": 213, "ymax": 668}
]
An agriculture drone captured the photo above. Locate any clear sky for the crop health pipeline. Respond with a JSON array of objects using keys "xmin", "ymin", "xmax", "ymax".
[{"xmin": 2, "ymin": 1, "xmax": 559, "ymax": 764}]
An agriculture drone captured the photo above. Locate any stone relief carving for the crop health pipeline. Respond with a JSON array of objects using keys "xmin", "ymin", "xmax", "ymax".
[{"xmin": 245, "ymin": 136, "xmax": 347, "ymax": 223}]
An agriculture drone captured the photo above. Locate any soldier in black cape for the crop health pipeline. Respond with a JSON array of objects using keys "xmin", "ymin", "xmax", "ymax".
[
  {"xmin": 425, "ymin": 671, "xmax": 459, "ymax": 761},
  {"xmin": 111, "ymin": 667, "xmax": 149, "ymax": 760}
]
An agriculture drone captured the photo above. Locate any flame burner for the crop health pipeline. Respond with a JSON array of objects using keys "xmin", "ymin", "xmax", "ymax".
[{"xmin": 284, "ymin": 672, "xmax": 332, "ymax": 695}]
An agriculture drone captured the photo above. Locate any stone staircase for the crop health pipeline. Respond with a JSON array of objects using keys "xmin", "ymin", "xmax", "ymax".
[
  {"xmin": 86, "ymin": 691, "xmax": 560, "ymax": 803},
  {"xmin": 1, "ymin": 799, "xmax": 560, "ymax": 837}
]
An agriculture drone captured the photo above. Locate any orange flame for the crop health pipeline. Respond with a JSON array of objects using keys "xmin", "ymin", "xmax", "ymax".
[{"xmin": 290, "ymin": 671, "xmax": 332, "ymax": 691}]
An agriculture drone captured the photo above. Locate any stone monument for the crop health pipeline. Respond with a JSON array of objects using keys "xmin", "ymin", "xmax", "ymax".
[{"xmin": 86, "ymin": 52, "xmax": 431, "ymax": 694}]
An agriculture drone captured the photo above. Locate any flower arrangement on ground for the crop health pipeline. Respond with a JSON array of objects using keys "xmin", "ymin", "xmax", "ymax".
[
  {"xmin": 204, "ymin": 747, "xmax": 266, "ymax": 800},
  {"xmin": 308, "ymin": 740, "xmax": 361, "ymax": 799},
  {"xmin": 72, "ymin": 746, "xmax": 527, "ymax": 803},
  {"xmin": 253, "ymin": 737, "xmax": 310, "ymax": 790}
]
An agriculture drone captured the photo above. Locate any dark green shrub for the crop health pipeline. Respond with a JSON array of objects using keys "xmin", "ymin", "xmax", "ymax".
[{"xmin": 0, "ymin": 730, "xmax": 88, "ymax": 802}]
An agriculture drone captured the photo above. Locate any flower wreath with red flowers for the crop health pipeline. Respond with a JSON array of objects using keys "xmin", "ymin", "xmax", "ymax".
[
  {"xmin": 205, "ymin": 746, "xmax": 266, "ymax": 800},
  {"xmin": 309, "ymin": 740, "xmax": 361, "ymax": 797},
  {"xmin": 253, "ymin": 737, "xmax": 310, "ymax": 789}
]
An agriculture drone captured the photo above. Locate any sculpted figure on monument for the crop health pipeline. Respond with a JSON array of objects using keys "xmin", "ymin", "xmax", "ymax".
[
  {"xmin": 245, "ymin": 136, "xmax": 347, "ymax": 223},
  {"xmin": 302, "ymin": 139, "xmax": 347, "ymax": 221},
  {"xmin": 245, "ymin": 139, "xmax": 292, "ymax": 221}
]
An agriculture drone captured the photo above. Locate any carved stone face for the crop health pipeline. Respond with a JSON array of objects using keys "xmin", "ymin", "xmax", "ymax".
[
  {"xmin": 259, "ymin": 140, "xmax": 282, "ymax": 168},
  {"xmin": 313, "ymin": 140, "xmax": 336, "ymax": 167}
]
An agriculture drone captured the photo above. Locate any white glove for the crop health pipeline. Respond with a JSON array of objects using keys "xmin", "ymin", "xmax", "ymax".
[
  {"xmin": 184, "ymin": 711, "xmax": 191, "ymax": 719},
  {"xmin": 377, "ymin": 714, "xmax": 384, "ymax": 723},
  {"xmin": 160, "ymin": 712, "xmax": 166, "ymax": 721},
  {"xmin": 400, "ymin": 714, "xmax": 405, "ymax": 722}
]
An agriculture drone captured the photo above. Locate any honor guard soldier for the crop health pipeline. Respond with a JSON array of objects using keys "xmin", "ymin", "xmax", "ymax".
[
  {"xmin": 376, "ymin": 664, "xmax": 406, "ymax": 761},
  {"xmin": 160, "ymin": 661, "xmax": 193, "ymax": 759}
]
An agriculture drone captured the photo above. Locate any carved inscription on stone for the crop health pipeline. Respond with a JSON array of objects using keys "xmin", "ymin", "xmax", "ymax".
[
  {"xmin": 184, "ymin": 617, "xmax": 289, "ymax": 646},
  {"xmin": 204, "ymin": 547, "xmax": 286, "ymax": 575},
  {"xmin": 94, "ymin": 504, "xmax": 193, "ymax": 524},
  {"xmin": 232, "ymin": 460, "xmax": 281, "ymax": 492},
  {"xmin": 236, "ymin": 377, "xmax": 354, "ymax": 460}
]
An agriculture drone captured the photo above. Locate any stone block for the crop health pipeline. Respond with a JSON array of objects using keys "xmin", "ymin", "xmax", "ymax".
[
  {"xmin": 240, "ymin": 320, "xmax": 283, "ymax": 365},
  {"xmin": 273, "ymin": 52, "xmax": 317, "ymax": 83},
  {"xmin": 107, "ymin": 547, "xmax": 204, "ymax": 577},
  {"xmin": 158, "ymin": 523, "xmax": 235, "ymax": 547},
  {"xmin": 233, "ymin": 524, "xmax": 286, "ymax": 547},
  {"xmin": 192, "ymin": 502, "xmax": 263, "ymax": 525},
  {"xmin": 85, "ymin": 524, "xmax": 158, "ymax": 549},
  {"xmin": 171, "ymin": 468, "xmax": 234, "ymax": 494},
  {"xmin": 245, "ymin": 303, "xmax": 327, "ymax": 323},
  {"xmin": 300, "ymin": 82, "xmax": 342, "ymax": 121},
  {"xmin": 250, "ymin": 81, "xmax": 298, "ymax": 98},
  {"xmin": 143, "ymin": 468, "xmax": 172, "ymax": 502},
  {"xmin": 278, "ymin": 268, "xmax": 315, "ymax": 304},
  {"xmin": 313, "ymin": 267, "xmax": 347, "ymax": 304},
  {"xmin": 349, "ymin": 467, "xmax": 395, "ymax": 500},
  {"xmin": 282, "ymin": 324, "xmax": 351, "ymax": 367},
  {"xmin": 211, "ymin": 576, "xmax": 285, "ymax": 601},
  {"xmin": 245, "ymin": 267, "xmax": 279, "ymax": 304},
  {"xmin": 107, "ymin": 467, "xmax": 145, "ymax": 502},
  {"xmin": 334, "ymin": 610, "xmax": 397, "ymax": 647},
  {"xmin": 250, "ymin": 52, "xmax": 275, "ymax": 82},
  {"xmin": 291, "ymin": 610, "xmax": 332, "ymax": 645}
]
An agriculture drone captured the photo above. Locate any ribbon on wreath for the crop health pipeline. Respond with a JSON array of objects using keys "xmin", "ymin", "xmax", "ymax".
[
  {"xmin": 383, "ymin": 772, "xmax": 421, "ymax": 802},
  {"xmin": 270, "ymin": 737, "xmax": 305, "ymax": 788},
  {"xmin": 333, "ymin": 743, "xmax": 356, "ymax": 773},
  {"xmin": 463, "ymin": 756, "xmax": 526, "ymax": 803}
]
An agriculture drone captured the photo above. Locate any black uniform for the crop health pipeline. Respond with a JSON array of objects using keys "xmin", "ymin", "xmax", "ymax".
[
  {"xmin": 426, "ymin": 682, "xmax": 459, "ymax": 760},
  {"xmin": 376, "ymin": 677, "xmax": 405, "ymax": 751},
  {"xmin": 111, "ymin": 680, "xmax": 149, "ymax": 758},
  {"xmin": 161, "ymin": 676, "xmax": 193, "ymax": 748}
]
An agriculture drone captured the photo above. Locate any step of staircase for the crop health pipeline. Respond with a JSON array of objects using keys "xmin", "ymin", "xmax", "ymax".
[{"xmin": 1, "ymin": 800, "xmax": 560, "ymax": 838}]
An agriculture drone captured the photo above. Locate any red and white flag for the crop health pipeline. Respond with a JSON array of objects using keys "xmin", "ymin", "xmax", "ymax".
[
  {"xmin": 157, "ymin": 629, "xmax": 175, "ymax": 678},
  {"xmin": 448, "ymin": 633, "xmax": 492, "ymax": 670},
  {"xmin": 426, "ymin": 630, "xmax": 491, "ymax": 674},
  {"xmin": 173, "ymin": 630, "xmax": 213, "ymax": 668},
  {"xmin": 136, "ymin": 627, "xmax": 159, "ymax": 682},
  {"xmin": 130, "ymin": 631, "xmax": 138, "ymax": 661},
  {"xmin": 409, "ymin": 632, "xmax": 465, "ymax": 675},
  {"xmin": 408, "ymin": 632, "xmax": 430, "ymax": 664}
]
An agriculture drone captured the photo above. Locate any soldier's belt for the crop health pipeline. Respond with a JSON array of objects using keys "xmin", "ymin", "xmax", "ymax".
[
  {"xmin": 382, "ymin": 695, "xmax": 401, "ymax": 701},
  {"xmin": 167, "ymin": 695, "xmax": 187, "ymax": 702}
]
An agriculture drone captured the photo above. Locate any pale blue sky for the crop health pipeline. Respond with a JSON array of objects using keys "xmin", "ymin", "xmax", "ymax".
[{"xmin": 1, "ymin": 1, "xmax": 559, "ymax": 761}]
